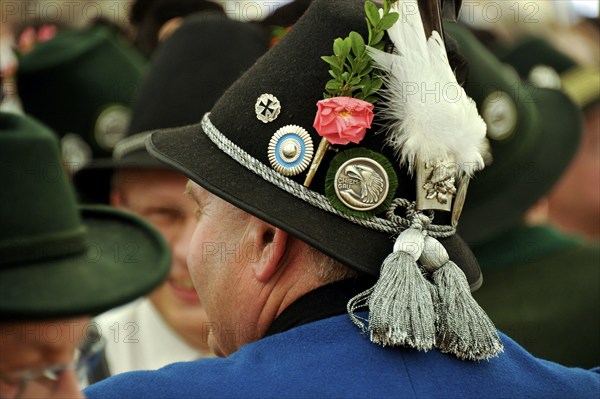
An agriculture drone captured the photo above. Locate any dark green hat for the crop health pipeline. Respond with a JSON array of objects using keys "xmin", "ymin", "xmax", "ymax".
[
  {"xmin": 499, "ymin": 37, "xmax": 600, "ymax": 110},
  {"xmin": 445, "ymin": 23, "xmax": 584, "ymax": 243},
  {"xmin": 16, "ymin": 26, "xmax": 146, "ymax": 170},
  {"xmin": 0, "ymin": 112, "xmax": 170, "ymax": 320},
  {"xmin": 73, "ymin": 12, "xmax": 269, "ymax": 204}
]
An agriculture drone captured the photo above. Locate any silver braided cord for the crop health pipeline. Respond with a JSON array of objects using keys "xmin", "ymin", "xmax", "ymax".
[
  {"xmin": 201, "ymin": 113, "xmax": 455, "ymax": 238},
  {"xmin": 386, "ymin": 199, "xmax": 455, "ymax": 238}
]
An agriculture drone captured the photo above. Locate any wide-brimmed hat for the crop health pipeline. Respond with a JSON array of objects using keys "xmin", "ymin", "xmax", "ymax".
[
  {"xmin": 445, "ymin": 23, "xmax": 584, "ymax": 244},
  {"xmin": 73, "ymin": 12, "xmax": 269, "ymax": 204},
  {"xmin": 146, "ymin": 0, "xmax": 506, "ymax": 361},
  {"xmin": 16, "ymin": 26, "xmax": 146, "ymax": 170},
  {"xmin": 147, "ymin": 0, "xmax": 481, "ymax": 286},
  {"xmin": 0, "ymin": 112, "xmax": 170, "ymax": 320}
]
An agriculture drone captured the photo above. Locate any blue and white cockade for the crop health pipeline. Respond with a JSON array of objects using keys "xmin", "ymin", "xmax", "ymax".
[{"xmin": 268, "ymin": 125, "xmax": 314, "ymax": 176}]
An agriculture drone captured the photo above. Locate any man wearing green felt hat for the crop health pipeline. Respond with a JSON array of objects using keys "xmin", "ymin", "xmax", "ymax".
[
  {"xmin": 448, "ymin": 24, "xmax": 600, "ymax": 368},
  {"xmin": 86, "ymin": 1, "xmax": 599, "ymax": 398},
  {"xmin": 15, "ymin": 25, "xmax": 146, "ymax": 174},
  {"xmin": 0, "ymin": 112, "xmax": 170, "ymax": 399}
]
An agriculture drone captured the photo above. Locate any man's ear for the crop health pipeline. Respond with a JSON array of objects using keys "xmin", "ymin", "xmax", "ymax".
[{"xmin": 247, "ymin": 217, "xmax": 288, "ymax": 283}]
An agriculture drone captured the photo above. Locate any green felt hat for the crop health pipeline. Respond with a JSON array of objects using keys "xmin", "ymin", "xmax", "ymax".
[
  {"xmin": 445, "ymin": 23, "xmax": 584, "ymax": 244},
  {"xmin": 498, "ymin": 37, "xmax": 600, "ymax": 110},
  {"xmin": 0, "ymin": 112, "xmax": 170, "ymax": 320},
  {"xmin": 16, "ymin": 26, "xmax": 146, "ymax": 170}
]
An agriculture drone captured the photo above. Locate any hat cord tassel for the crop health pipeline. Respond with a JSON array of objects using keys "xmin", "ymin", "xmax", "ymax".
[
  {"xmin": 348, "ymin": 199, "xmax": 503, "ymax": 360},
  {"xmin": 420, "ymin": 236, "xmax": 504, "ymax": 360},
  {"xmin": 348, "ymin": 213, "xmax": 437, "ymax": 351}
]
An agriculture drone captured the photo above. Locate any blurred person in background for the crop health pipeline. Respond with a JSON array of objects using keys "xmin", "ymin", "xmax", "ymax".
[
  {"xmin": 508, "ymin": 35, "xmax": 600, "ymax": 241},
  {"xmin": 472, "ymin": 20, "xmax": 600, "ymax": 241},
  {"xmin": 73, "ymin": 12, "xmax": 269, "ymax": 381},
  {"xmin": 0, "ymin": 112, "xmax": 170, "ymax": 399},
  {"xmin": 449, "ymin": 22, "xmax": 600, "ymax": 368}
]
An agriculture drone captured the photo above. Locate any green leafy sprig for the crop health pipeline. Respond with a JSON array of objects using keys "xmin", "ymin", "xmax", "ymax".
[{"xmin": 321, "ymin": 0, "xmax": 399, "ymax": 103}]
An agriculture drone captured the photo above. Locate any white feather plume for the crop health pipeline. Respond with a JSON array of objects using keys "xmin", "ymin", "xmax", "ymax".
[{"xmin": 367, "ymin": 1, "xmax": 487, "ymax": 177}]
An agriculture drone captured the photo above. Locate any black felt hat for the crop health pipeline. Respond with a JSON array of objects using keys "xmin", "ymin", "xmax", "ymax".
[
  {"xmin": 260, "ymin": 0, "xmax": 312, "ymax": 28},
  {"xmin": 0, "ymin": 112, "xmax": 170, "ymax": 320},
  {"xmin": 73, "ymin": 12, "xmax": 269, "ymax": 204},
  {"xmin": 146, "ymin": 0, "xmax": 481, "ymax": 289},
  {"xmin": 445, "ymin": 23, "xmax": 584, "ymax": 244},
  {"xmin": 146, "ymin": 0, "xmax": 514, "ymax": 361}
]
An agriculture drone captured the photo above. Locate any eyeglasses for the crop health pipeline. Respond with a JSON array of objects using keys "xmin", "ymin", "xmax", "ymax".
[{"xmin": 0, "ymin": 329, "xmax": 105, "ymax": 399}]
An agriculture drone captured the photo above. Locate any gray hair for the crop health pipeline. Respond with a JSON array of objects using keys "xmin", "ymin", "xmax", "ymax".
[{"xmin": 306, "ymin": 246, "xmax": 358, "ymax": 284}]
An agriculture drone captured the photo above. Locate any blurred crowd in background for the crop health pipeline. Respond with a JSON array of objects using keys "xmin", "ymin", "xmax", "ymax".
[
  {"xmin": 0, "ymin": 0, "xmax": 598, "ymax": 397},
  {"xmin": 2, "ymin": 1, "xmax": 598, "ymax": 238}
]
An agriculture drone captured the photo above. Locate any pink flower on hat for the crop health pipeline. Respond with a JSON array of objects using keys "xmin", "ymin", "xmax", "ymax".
[{"xmin": 313, "ymin": 97, "xmax": 374, "ymax": 145}]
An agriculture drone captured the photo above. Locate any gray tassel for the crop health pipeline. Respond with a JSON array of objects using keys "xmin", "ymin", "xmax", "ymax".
[
  {"xmin": 420, "ymin": 236, "xmax": 504, "ymax": 361},
  {"xmin": 348, "ymin": 223, "xmax": 437, "ymax": 351}
]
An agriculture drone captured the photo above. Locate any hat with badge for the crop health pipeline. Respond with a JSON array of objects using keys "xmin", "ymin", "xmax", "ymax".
[
  {"xmin": 0, "ymin": 112, "xmax": 170, "ymax": 319},
  {"xmin": 146, "ymin": 0, "xmax": 504, "ymax": 360},
  {"xmin": 498, "ymin": 37, "xmax": 600, "ymax": 110},
  {"xmin": 444, "ymin": 23, "xmax": 584, "ymax": 244},
  {"xmin": 16, "ymin": 25, "xmax": 146, "ymax": 172},
  {"xmin": 72, "ymin": 12, "xmax": 269, "ymax": 204}
]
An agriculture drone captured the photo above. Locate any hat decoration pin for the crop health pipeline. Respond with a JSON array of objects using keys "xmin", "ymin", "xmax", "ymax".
[{"xmin": 308, "ymin": 0, "xmax": 501, "ymax": 361}]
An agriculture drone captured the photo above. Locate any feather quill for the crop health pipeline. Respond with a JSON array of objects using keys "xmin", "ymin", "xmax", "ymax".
[{"xmin": 367, "ymin": 0, "xmax": 486, "ymax": 177}]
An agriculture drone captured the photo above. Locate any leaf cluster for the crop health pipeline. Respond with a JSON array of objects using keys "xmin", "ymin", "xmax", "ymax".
[{"xmin": 322, "ymin": 0, "xmax": 399, "ymax": 103}]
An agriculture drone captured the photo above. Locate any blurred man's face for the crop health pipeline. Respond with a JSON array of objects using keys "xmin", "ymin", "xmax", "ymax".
[
  {"xmin": 111, "ymin": 169, "xmax": 209, "ymax": 351},
  {"xmin": 548, "ymin": 104, "xmax": 600, "ymax": 238},
  {"xmin": 0, "ymin": 317, "xmax": 88, "ymax": 399}
]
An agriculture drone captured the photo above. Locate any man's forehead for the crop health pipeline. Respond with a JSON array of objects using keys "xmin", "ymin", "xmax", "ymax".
[{"xmin": 0, "ymin": 319, "xmax": 88, "ymax": 370}]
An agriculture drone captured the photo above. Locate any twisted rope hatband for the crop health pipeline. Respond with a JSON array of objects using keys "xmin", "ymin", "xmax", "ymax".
[{"xmin": 201, "ymin": 113, "xmax": 455, "ymax": 238}]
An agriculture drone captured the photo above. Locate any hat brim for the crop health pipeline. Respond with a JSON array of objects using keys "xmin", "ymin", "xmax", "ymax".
[
  {"xmin": 0, "ymin": 206, "xmax": 170, "ymax": 319},
  {"xmin": 73, "ymin": 152, "xmax": 168, "ymax": 204},
  {"xmin": 146, "ymin": 119, "xmax": 483, "ymax": 291},
  {"xmin": 460, "ymin": 88, "xmax": 582, "ymax": 243}
]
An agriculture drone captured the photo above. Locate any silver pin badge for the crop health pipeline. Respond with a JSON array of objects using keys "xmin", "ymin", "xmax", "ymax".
[
  {"xmin": 529, "ymin": 64, "xmax": 562, "ymax": 90},
  {"xmin": 268, "ymin": 125, "xmax": 314, "ymax": 176},
  {"xmin": 255, "ymin": 93, "xmax": 281, "ymax": 123},
  {"xmin": 61, "ymin": 133, "xmax": 92, "ymax": 173},
  {"xmin": 481, "ymin": 91, "xmax": 517, "ymax": 141},
  {"xmin": 334, "ymin": 158, "xmax": 389, "ymax": 211},
  {"xmin": 94, "ymin": 104, "xmax": 131, "ymax": 150}
]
